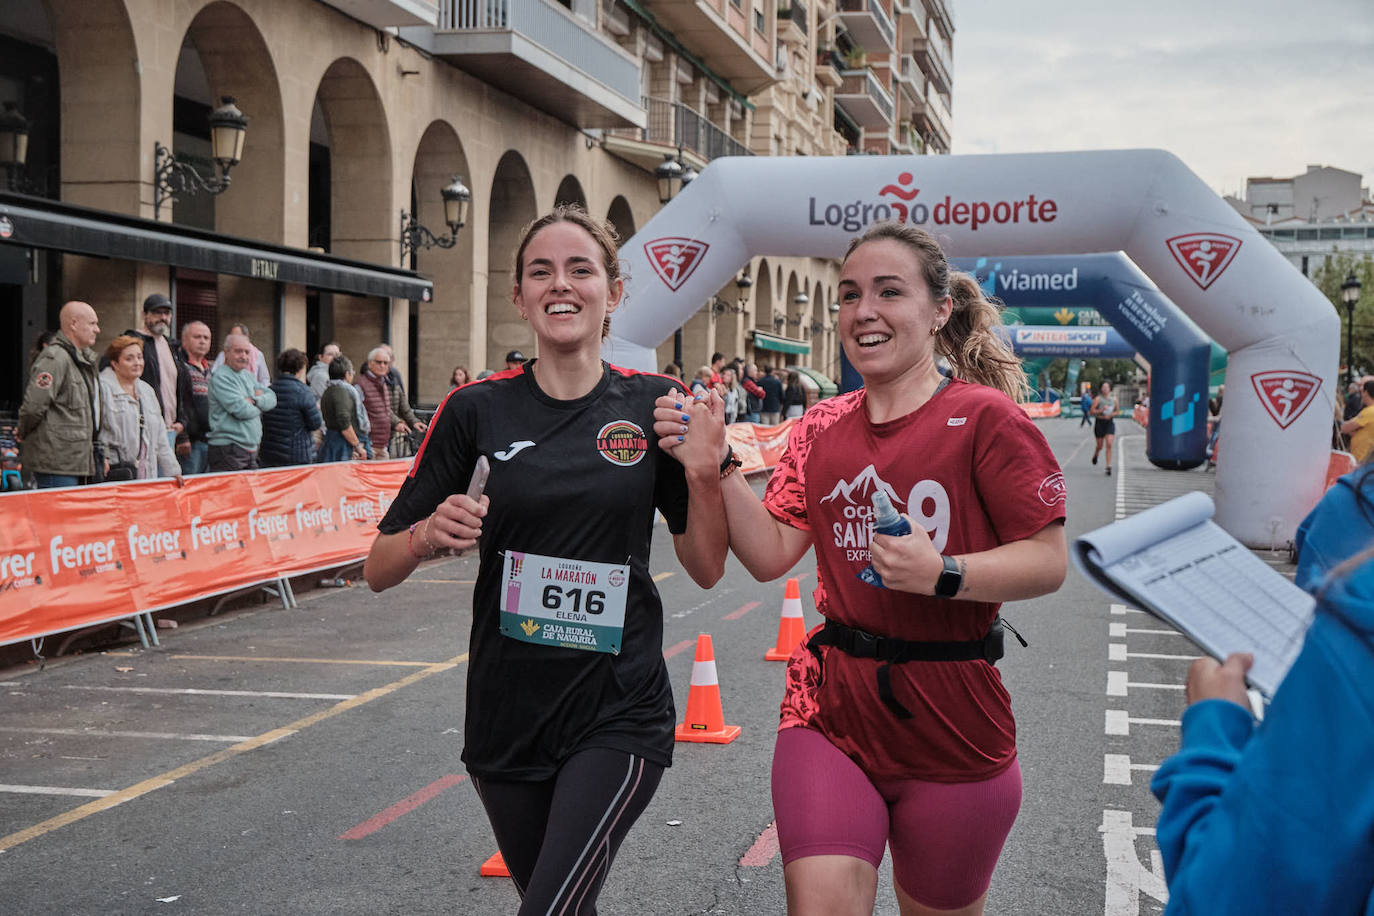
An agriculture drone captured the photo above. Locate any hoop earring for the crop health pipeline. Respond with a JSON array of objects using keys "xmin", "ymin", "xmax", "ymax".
[{"xmin": 930, "ymin": 325, "xmax": 941, "ymax": 336}]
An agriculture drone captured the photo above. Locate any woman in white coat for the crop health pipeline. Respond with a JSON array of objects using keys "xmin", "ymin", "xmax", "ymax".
[{"xmin": 99, "ymin": 334, "xmax": 181, "ymax": 482}]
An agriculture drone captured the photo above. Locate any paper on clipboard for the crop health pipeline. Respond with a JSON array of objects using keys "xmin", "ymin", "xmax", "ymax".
[{"xmin": 1072, "ymin": 492, "xmax": 1314, "ymax": 697}]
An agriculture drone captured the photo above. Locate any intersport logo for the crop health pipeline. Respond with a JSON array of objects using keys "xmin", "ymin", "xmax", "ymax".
[{"xmin": 808, "ymin": 171, "xmax": 1060, "ymax": 233}]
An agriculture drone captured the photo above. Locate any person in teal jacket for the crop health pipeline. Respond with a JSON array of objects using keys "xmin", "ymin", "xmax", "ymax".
[
  {"xmin": 207, "ymin": 332, "xmax": 277, "ymax": 471},
  {"xmin": 1150, "ymin": 542, "xmax": 1374, "ymax": 913}
]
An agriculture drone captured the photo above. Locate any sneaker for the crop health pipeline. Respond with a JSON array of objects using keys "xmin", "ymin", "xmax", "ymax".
[
  {"xmin": 1106, "ymin": 467, "xmax": 1112, "ymax": 476},
  {"xmin": 1091, "ymin": 454, "xmax": 1098, "ymax": 465}
]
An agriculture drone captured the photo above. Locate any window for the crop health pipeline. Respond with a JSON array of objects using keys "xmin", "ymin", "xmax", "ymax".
[
  {"xmin": 1301, "ymin": 256, "xmax": 1309, "ymax": 276},
  {"xmin": 755, "ymin": 7, "xmax": 765, "ymax": 32}
]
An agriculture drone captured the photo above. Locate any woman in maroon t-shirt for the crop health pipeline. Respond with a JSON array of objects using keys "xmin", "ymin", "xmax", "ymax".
[{"xmin": 655, "ymin": 223, "xmax": 1067, "ymax": 916}]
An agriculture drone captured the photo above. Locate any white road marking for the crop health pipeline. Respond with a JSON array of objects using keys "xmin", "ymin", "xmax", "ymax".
[
  {"xmin": 61, "ymin": 686, "xmax": 355, "ymax": 701},
  {"xmin": 1103, "ymin": 754, "xmax": 1161, "ymax": 786},
  {"xmin": 0, "ymin": 726, "xmax": 255, "ymax": 743},
  {"xmin": 1110, "ymin": 604, "xmax": 1144, "ymax": 615},
  {"xmin": 1109, "ymin": 643, "xmax": 1196, "ymax": 662},
  {"xmin": 1101, "ymin": 808, "xmax": 1169, "ymax": 914},
  {"xmin": 1106, "ymin": 671, "xmax": 1185, "ymax": 696},
  {"xmin": 1105, "ymin": 709, "xmax": 1181, "ymax": 735},
  {"xmin": 0, "ymin": 784, "xmax": 114, "ymax": 798},
  {"xmin": 1109, "ymin": 622, "xmax": 1182, "ymax": 638}
]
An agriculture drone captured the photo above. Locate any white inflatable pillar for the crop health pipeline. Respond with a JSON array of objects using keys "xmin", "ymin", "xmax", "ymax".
[{"xmin": 605, "ymin": 151, "xmax": 1339, "ymax": 547}]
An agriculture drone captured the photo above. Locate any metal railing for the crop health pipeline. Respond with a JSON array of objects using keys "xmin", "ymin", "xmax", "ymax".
[
  {"xmin": 778, "ymin": 0, "xmax": 807, "ymax": 31},
  {"xmin": 612, "ymin": 96, "xmax": 753, "ymax": 160},
  {"xmin": 838, "ymin": 0, "xmax": 895, "ymax": 47},
  {"xmin": 838, "ymin": 69, "xmax": 894, "ymax": 123},
  {"xmin": 436, "ymin": 0, "xmax": 640, "ymax": 104}
]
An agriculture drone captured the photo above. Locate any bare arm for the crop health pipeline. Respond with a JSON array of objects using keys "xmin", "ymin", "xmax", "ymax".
[
  {"xmin": 1340, "ymin": 416, "xmax": 1362, "ymax": 435},
  {"xmin": 364, "ymin": 493, "xmax": 487, "ymax": 592},
  {"xmin": 868, "ymin": 519, "xmax": 1067, "ymax": 602}
]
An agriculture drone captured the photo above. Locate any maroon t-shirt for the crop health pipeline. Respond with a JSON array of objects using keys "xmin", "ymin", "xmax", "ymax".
[{"xmin": 765, "ymin": 379, "xmax": 1066, "ymax": 782}]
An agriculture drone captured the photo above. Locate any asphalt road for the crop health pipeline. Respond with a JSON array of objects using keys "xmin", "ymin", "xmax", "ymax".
[{"xmin": 0, "ymin": 420, "xmax": 1264, "ymax": 915}]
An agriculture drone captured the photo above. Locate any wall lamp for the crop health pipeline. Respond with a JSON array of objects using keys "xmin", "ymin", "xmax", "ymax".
[
  {"xmin": 711, "ymin": 296, "xmax": 746, "ymax": 316},
  {"xmin": 400, "ymin": 175, "xmax": 472, "ymax": 261},
  {"xmin": 793, "ymin": 291, "xmax": 810, "ymax": 306},
  {"xmin": 153, "ymin": 96, "xmax": 248, "ymax": 219},
  {"xmin": 0, "ymin": 102, "xmax": 40, "ymax": 194},
  {"xmin": 655, "ymin": 148, "xmax": 698, "ymax": 204}
]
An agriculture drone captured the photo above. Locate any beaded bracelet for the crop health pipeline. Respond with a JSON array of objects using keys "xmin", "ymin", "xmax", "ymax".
[{"xmin": 407, "ymin": 518, "xmax": 436, "ymax": 560}]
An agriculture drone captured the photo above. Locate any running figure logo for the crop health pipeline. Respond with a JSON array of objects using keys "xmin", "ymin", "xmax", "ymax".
[
  {"xmin": 1250, "ymin": 370, "xmax": 1322, "ymax": 430},
  {"xmin": 1166, "ymin": 233, "xmax": 1242, "ymax": 290},
  {"xmin": 877, "ymin": 172, "xmax": 921, "ymax": 223},
  {"xmin": 644, "ymin": 237, "xmax": 709, "ymax": 291}
]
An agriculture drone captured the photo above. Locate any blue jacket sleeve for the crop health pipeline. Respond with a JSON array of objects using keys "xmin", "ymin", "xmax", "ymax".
[{"xmin": 1150, "ymin": 613, "xmax": 1374, "ymax": 914}]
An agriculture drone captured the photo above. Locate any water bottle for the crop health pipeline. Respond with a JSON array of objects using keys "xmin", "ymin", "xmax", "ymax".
[{"xmin": 857, "ymin": 489, "xmax": 910, "ymax": 588}]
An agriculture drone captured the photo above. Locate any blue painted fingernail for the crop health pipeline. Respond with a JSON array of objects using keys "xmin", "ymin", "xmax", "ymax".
[
  {"xmin": 680, "ymin": 414, "xmax": 690, "ymax": 422},
  {"xmin": 677, "ymin": 435, "xmax": 684, "ymax": 442},
  {"xmin": 674, "ymin": 402, "xmax": 682, "ymax": 410}
]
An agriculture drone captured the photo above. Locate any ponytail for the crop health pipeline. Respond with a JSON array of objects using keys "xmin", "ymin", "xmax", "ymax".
[
  {"xmin": 941, "ymin": 272, "xmax": 1027, "ymax": 402},
  {"xmin": 843, "ymin": 222, "xmax": 1027, "ymax": 402}
]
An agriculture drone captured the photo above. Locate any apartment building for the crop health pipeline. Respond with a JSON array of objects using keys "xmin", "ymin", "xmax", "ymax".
[
  {"xmin": 0, "ymin": 0, "xmax": 953, "ymax": 407},
  {"xmin": 1226, "ymin": 165, "xmax": 1374, "ymax": 277}
]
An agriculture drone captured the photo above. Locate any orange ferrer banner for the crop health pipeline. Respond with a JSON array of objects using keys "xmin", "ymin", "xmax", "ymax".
[
  {"xmin": 725, "ymin": 418, "xmax": 798, "ymax": 475},
  {"xmin": 1020, "ymin": 401, "xmax": 1062, "ymax": 419},
  {"xmin": 0, "ymin": 461, "xmax": 411, "ymax": 647}
]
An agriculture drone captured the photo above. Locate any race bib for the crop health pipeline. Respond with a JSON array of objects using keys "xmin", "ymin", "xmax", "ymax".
[{"xmin": 499, "ymin": 551, "xmax": 630, "ymax": 654}]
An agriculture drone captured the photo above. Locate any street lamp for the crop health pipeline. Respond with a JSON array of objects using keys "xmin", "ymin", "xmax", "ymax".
[
  {"xmin": 0, "ymin": 102, "xmax": 29, "ymax": 182},
  {"xmin": 1342, "ymin": 271, "xmax": 1362, "ymax": 386},
  {"xmin": 400, "ymin": 175, "xmax": 472, "ymax": 261},
  {"xmin": 655, "ymin": 154, "xmax": 684, "ymax": 204},
  {"xmin": 154, "ymin": 95, "xmax": 249, "ymax": 218},
  {"xmin": 735, "ymin": 269, "xmax": 753, "ymax": 311}
]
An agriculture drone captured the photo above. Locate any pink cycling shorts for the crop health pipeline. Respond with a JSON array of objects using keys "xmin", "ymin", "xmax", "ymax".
[{"xmin": 772, "ymin": 726, "xmax": 1022, "ymax": 910}]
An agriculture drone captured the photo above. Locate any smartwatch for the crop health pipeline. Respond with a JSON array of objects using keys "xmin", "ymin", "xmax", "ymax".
[{"xmin": 934, "ymin": 555, "xmax": 962, "ymax": 598}]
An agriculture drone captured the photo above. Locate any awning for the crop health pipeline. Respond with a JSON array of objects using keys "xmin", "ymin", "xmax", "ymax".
[
  {"xmin": 751, "ymin": 330, "xmax": 810, "ymax": 355},
  {"xmin": 0, "ymin": 192, "xmax": 433, "ymax": 302}
]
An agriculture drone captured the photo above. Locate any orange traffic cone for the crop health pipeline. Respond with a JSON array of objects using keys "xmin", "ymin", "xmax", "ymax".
[
  {"xmin": 765, "ymin": 577, "xmax": 806, "ymax": 661},
  {"xmin": 674, "ymin": 634, "xmax": 742, "ymax": 744},
  {"xmin": 480, "ymin": 851, "xmax": 509, "ymax": 877}
]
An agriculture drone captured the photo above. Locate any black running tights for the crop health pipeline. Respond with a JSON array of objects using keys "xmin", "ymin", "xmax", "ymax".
[{"xmin": 472, "ymin": 747, "xmax": 664, "ymax": 916}]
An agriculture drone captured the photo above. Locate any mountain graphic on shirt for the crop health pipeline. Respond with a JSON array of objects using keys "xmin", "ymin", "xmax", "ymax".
[{"xmin": 819, "ymin": 464, "xmax": 904, "ymax": 509}]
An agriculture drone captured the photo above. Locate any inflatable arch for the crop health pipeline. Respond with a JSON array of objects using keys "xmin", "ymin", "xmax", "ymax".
[
  {"xmin": 604, "ymin": 151, "xmax": 1339, "ymax": 546},
  {"xmin": 953, "ymin": 253, "xmax": 1214, "ymax": 470}
]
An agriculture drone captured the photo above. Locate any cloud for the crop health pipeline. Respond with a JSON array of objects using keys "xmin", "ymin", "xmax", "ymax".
[{"xmin": 950, "ymin": 3, "xmax": 1374, "ymax": 194}]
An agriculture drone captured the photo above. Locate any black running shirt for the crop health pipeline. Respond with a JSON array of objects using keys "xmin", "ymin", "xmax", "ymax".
[{"xmin": 378, "ymin": 362, "xmax": 691, "ymax": 780}]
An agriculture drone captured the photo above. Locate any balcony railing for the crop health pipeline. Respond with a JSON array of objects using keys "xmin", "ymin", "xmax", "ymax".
[
  {"xmin": 837, "ymin": 0, "xmax": 895, "ymax": 49},
  {"xmin": 610, "ymin": 97, "xmax": 753, "ymax": 160},
  {"xmin": 778, "ymin": 0, "xmax": 808, "ymax": 37},
  {"xmin": 836, "ymin": 68, "xmax": 895, "ymax": 128},
  {"xmin": 913, "ymin": 33, "xmax": 951, "ymax": 95},
  {"xmin": 436, "ymin": 0, "xmax": 641, "ymax": 105}
]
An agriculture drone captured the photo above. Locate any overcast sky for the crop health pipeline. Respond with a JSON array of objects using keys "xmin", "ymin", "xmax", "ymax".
[{"xmin": 949, "ymin": 0, "xmax": 1374, "ymax": 198}]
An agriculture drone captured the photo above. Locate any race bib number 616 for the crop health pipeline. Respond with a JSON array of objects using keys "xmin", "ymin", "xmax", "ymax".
[{"xmin": 499, "ymin": 550, "xmax": 630, "ymax": 654}]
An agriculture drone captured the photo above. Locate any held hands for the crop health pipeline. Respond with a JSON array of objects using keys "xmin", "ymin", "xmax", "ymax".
[
  {"xmin": 868, "ymin": 514, "xmax": 943, "ymax": 595},
  {"xmin": 653, "ymin": 387, "xmax": 727, "ymax": 478},
  {"xmin": 1185, "ymin": 653, "xmax": 1253, "ymax": 709},
  {"xmin": 424, "ymin": 491, "xmax": 489, "ymax": 555}
]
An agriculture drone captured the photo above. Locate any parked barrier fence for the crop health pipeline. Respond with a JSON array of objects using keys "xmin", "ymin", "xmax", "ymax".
[{"xmin": 0, "ymin": 461, "xmax": 411, "ymax": 648}]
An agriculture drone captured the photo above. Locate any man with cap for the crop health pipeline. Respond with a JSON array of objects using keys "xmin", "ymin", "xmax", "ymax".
[
  {"xmin": 504, "ymin": 350, "xmax": 526, "ymax": 372},
  {"xmin": 109, "ymin": 293, "xmax": 187, "ymax": 452}
]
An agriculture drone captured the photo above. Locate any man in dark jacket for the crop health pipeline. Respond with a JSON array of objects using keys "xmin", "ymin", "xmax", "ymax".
[
  {"xmin": 758, "ymin": 363, "xmax": 784, "ymax": 425},
  {"xmin": 259, "ymin": 349, "xmax": 323, "ymax": 467},
  {"xmin": 108, "ymin": 294, "xmax": 187, "ymax": 453},
  {"xmin": 17, "ymin": 301, "xmax": 102, "ymax": 487}
]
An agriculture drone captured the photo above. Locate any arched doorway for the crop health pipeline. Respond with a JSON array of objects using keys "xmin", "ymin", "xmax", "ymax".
[
  {"xmin": 554, "ymin": 174, "xmax": 587, "ymax": 210},
  {"xmin": 408, "ymin": 120, "xmax": 472, "ymax": 403},
  {"xmin": 605, "ymin": 196, "xmax": 635, "ymax": 245},
  {"xmin": 309, "ymin": 57, "xmax": 393, "ymax": 368},
  {"xmin": 487, "ymin": 150, "xmax": 537, "ymax": 370},
  {"xmin": 170, "ymin": 2, "xmax": 286, "ymax": 353}
]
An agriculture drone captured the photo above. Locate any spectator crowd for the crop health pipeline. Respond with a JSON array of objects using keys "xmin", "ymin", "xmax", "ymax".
[{"xmin": 15, "ymin": 295, "xmax": 428, "ymax": 488}]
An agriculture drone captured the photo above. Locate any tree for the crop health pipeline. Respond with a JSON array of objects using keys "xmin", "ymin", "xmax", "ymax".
[{"xmin": 1311, "ymin": 251, "xmax": 1374, "ymax": 380}]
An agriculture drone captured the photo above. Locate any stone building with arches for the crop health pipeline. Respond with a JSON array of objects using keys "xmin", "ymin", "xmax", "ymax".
[{"xmin": 0, "ymin": 0, "xmax": 955, "ymax": 408}]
